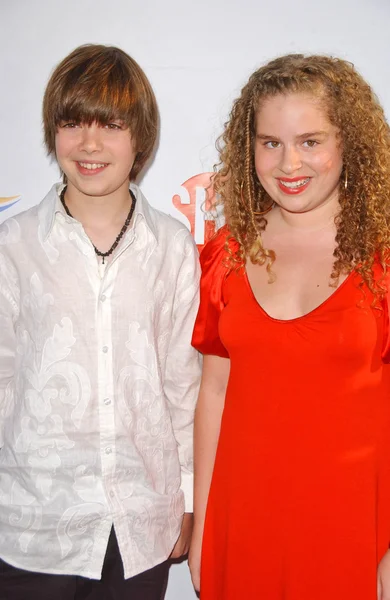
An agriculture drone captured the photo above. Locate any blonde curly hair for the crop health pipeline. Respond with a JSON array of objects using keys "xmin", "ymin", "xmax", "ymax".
[{"xmin": 213, "ymin": 54, "xmax": 390, "ymax": 299}]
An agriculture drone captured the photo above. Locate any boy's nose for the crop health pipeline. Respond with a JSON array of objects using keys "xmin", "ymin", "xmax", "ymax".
[{"xmin": 79, "ymin": 124, "xmax": 103, "ymax": 152}]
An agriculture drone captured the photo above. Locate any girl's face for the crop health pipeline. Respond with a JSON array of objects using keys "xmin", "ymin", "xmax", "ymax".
[{"xmin": 254, "ymin": 93, "xmax": 343, "ymax": 215}]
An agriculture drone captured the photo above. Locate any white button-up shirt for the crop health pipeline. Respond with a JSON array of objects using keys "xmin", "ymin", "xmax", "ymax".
[{"xmin": 0, "ymin": 183, "xmax": 201, "ymax": 579}]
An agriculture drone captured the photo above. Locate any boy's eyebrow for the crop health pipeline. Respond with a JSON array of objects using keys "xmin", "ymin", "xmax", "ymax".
[{"xmin": 256, "ymin": 130, "xmax": 329, "ymax": 140}]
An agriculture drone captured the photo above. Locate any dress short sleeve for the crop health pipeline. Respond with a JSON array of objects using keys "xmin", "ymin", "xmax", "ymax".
[{"xmin": 192, "ymin": 226, "xmax": 237, "ymax": 358}]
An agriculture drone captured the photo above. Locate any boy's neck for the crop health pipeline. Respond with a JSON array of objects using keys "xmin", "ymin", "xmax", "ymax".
[{"xmin": 62, "ymin": 182, "xmax": 133, "ymax": 228}]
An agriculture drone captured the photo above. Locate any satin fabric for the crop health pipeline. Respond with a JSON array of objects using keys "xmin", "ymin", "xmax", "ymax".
[
  {"xmin": 191, "ymin": 225, "xmax": 236, "ymax": 357},
  {"xmin": 192, "ymin": 227, "xmax": 390, "ymax": 600}
]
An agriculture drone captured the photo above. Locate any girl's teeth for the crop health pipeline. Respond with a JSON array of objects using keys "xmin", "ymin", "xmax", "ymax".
[
  {"xmin": 79, "ymin": 162, "xmax": 106, "ymax": 170},
  {"xmin": 280, "ymin": 178, "xmax": 310, "ymax": 188}
]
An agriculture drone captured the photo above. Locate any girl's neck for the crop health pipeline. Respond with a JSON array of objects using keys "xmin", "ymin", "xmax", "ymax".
[{"xmin": 271, "ymin": 197, "xmax": 340, "ymax": 234}]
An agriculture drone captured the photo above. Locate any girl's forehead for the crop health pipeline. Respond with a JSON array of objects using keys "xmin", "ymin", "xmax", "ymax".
[
  {"xmin": 256, "ymin": 93, "xmax": 330, "ymax": 125},
  {"xmin": 258, "ymin": 92, "xmax": 325, "ymax": 113}
]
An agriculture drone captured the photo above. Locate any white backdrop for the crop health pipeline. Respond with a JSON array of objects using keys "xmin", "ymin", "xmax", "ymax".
[{"xmin": 1, "ymin": 0, "xmax": 390, "ymax": 597}]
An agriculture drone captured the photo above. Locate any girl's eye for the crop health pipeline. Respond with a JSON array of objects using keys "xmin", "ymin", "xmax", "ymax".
[
  {"xmin": 303, "ymin": 140, "xmax": 318, "ymax": 148},
  {"xmin": 264, "ymin": 141, "xmax": 281, "ymax": 149}
]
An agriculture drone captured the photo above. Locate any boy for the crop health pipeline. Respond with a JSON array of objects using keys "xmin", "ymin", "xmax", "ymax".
[{"xmin": 0, "ymin": 44, "xmax": 200, "ymax": 599}]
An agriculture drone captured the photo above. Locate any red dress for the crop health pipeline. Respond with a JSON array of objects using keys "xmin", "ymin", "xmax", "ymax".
[{"xmin": 192, "ymin": 227, "xmax": 390, "ymax": 600}]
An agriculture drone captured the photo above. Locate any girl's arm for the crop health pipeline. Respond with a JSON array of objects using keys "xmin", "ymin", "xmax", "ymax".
[{"xmin": 189, "ymin": 354, "xmax": 230, "ymax": 592}]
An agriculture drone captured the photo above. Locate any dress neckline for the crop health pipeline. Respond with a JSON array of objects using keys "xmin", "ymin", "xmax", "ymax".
[{"xmin": 242, "ymin": 269, "xmax": 354, "ymax": 324}]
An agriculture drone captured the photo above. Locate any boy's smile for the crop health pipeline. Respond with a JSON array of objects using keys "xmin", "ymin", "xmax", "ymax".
[{"xmin": 77, "ymin": 161, "xmax": 108, "ymax": 175}]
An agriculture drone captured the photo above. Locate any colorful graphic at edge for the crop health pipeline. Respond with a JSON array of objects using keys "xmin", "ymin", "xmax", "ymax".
[{"xmin": 0, "ymin": 196, "xmax": 20, "ymax": 213}]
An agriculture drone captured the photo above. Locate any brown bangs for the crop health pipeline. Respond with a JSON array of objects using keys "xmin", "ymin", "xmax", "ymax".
[
  {"xmin": 43, "ymin": 44, "xmax": 158, "ymax": 179},
  {"xmin": 54, "ymin": 57, "xmax": 141, "ymax": 127}
]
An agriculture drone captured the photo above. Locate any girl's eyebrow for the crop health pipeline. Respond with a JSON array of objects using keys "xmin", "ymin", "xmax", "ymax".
[
  {"xmin": 296, "ymin": 130, "xmax": 328, "ymax": 140},
  {"xmin": 256, "ymin": 133, "xmax": 281, "ymax": 140},
  {"xmin": 256, "ymin": 130, "xmax": 329, "ymax": 141}
]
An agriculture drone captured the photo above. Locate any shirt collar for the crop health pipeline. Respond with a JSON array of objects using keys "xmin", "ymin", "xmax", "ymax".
[
  {"xmin": 38, "ymin": 183, "xmax": 67, "ymax": 241},
  {"xmin": 38, "ymin": 182, "xmax": 158, "ymax": 243},
  {"xmin": 129, "ymin": 182, "xmax": 158, "ymax": 242}
]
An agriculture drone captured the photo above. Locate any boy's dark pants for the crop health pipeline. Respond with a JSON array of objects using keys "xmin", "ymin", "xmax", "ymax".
[{"xmin": 0, "ymin": 529, "xmax": 169, "ymax": 600}]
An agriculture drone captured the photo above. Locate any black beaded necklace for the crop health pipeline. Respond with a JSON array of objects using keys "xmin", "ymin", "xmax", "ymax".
[{"xmin": 60, "ymin": 187, "xmax": 136, "ymax": 264}]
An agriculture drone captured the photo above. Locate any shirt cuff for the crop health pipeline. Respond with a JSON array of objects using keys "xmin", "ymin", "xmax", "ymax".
[{"xmin": 180, "ymin": 471, "xmax": 194, "ymax": 512}]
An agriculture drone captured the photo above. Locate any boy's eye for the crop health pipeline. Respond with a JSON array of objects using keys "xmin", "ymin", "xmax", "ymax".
[
  {"xmin": 60, "ymin": 121, "xmax": 79, "ymax": 128},
  {"xmin": 303, "ymin": 139, "xmax": 318, "ymax": 148},
  {"xmin": 105, "ymin": 123, "xmax": 123, "ymax": 130},
  {"xmin": 264, "ymin": 141, "xmax": 281, "ymax": 149}
]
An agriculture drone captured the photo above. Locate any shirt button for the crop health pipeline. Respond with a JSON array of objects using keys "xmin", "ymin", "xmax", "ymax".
[
  {"xmin": 103, "ymin": 397, "xmax": 111, "ymax": 405},
  {"xmin": 109, "ymin": 490, "xmax": 115, "ymax": 498},
  {"xmin": 102, "ymin": 346, "xmax": 108, "ymax": 353},
  {"xmin": 100, "ymin": 294, "xmax": 107, "ymax": 302},
  {"xmin": 105, "ymin": 447, "xmax": 112, "ymax": 455}
]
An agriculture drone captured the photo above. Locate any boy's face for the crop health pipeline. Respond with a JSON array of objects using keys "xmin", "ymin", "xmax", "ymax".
[{"xmin": 55, "ymin": 120, "xmax": 136, "ymax": 199}]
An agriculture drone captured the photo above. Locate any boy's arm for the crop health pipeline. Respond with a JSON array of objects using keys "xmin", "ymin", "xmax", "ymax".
[
  {"xmin": 164, "ymin": 230, "xmax": 201, "ymax": 513},
  {"xmin": 0, "ymin": 253, "xmax": 18, "ymax": 447}
]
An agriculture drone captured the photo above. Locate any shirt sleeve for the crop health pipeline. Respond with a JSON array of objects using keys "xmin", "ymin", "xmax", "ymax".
[
  {"xmin": 163, "ymin": 229, "xmax": 202, "ymax": 512},
  {"xmin": 191, "ymin": 226, "xmax": 234, "ymax": 358},
  {"xmin": 0, "ymin": 252, "xmax": 19, "ymax": 447}
]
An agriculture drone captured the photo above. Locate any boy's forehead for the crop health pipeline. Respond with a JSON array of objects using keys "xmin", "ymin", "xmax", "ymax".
[{"xmin": 56, "ymin": 107, "xmax": 127, "ymax": 124}]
